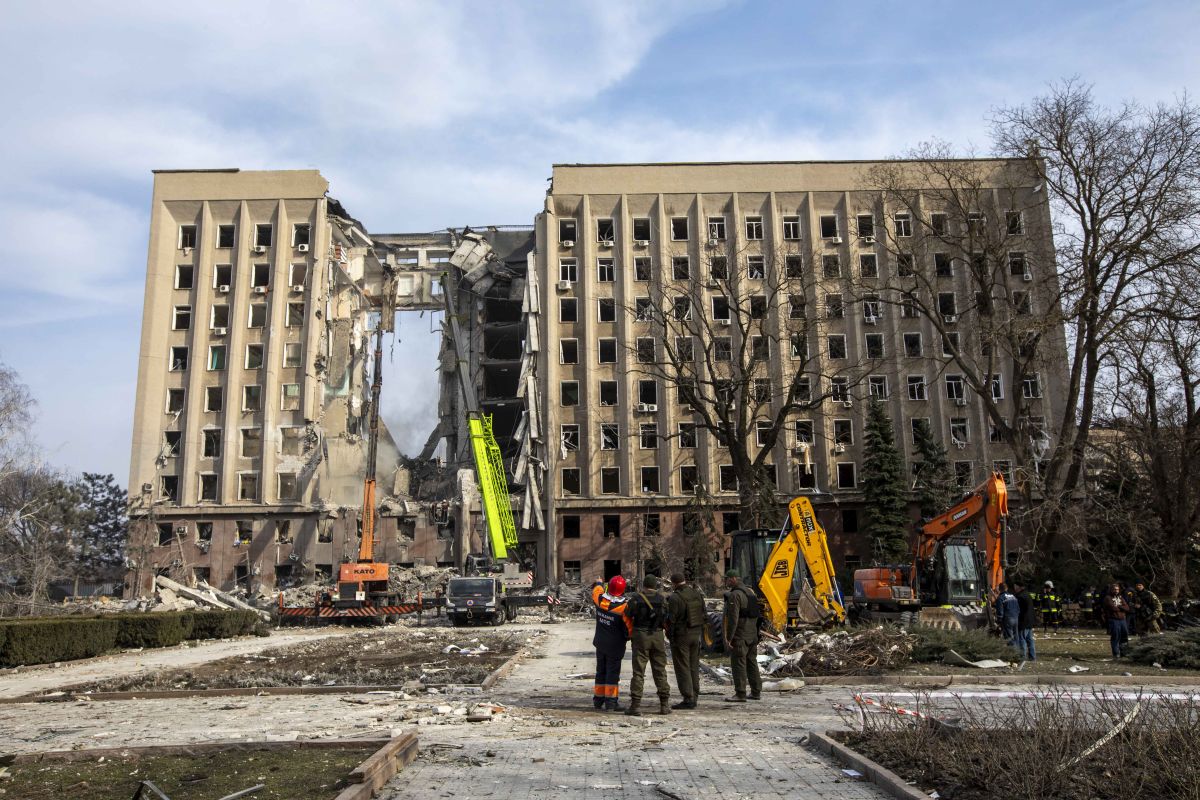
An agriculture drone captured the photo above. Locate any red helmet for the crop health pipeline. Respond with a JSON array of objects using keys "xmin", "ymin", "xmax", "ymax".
[{"xmin": 608, "ymin": 575, "xmax": 626, "ymax": 596}]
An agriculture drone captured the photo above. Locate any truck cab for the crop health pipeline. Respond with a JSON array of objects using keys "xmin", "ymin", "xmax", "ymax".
[{"xmin": 446, "ymin": 576, "xmax": 504, "ymax": 626}]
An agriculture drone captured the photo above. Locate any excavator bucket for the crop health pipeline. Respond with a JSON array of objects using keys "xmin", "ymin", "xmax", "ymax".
[{"xmin": 917, "ymin": 605, "xmax": 988, "ymax": 630}]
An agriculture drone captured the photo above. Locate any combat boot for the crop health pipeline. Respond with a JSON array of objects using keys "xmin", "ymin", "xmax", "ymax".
[
  {"xmin": 723, "ymin": 694, "xmax": 746, "ymax": 703},
  {"xmin": 670, "ymin": 700, "xmax": 692, "ymax": 710},
  {"xmin": 659, "ymin": 698, "xmax": 672, "ymax": 715},
  {"xmin": 624, "ymin": 701, "xmax": 642, "ymax": 717}
]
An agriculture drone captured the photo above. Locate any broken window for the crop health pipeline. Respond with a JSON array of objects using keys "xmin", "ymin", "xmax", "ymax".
[
  {"xmin": 680, "ymin": 465, "xmax": 699, "ymax": 493},
  {"xmin": 903, "ymin": 333, "xmax": 922, "ymax": 358},
  {"xmin": 678, "ymin": 422, "xmax": 697, "ymax": 448},
  {"xmin": 210, "ymin": 304, "xmax": 229, "ymax": 329},
  {"xmin": 560, "ymin": 381, "xmax": 579, "ymax": 406},
  {"xmin": 640, "ymin": 467, "xmax": 660, "ymax": 494},
  {"xmin": 599, "ymin": 381, "xmax": 617, "ymax": 406},
  {"xmin": 235, "ymin": 520, "xmax": 254, "ymax": 546},
  {"xmin": 1009, "ymin": 252, "xmax": 1028, "ymax": 278},
  {"xmin": 785, "ymin": 255, "xmax": 803, "ymax": 278},
  {"xmin": 946, "ymin": 375, "xmax": 966, "ymax": 401},
  {"xmin": 635, "ymin": 298, "xmax": 654, "ymax": 321},
  {"xmin": 560, "ymin": 339, "xmax": 579, "ymax": 364},
  {"xmin": 289, "ymin": 263, "xmax": 308, "ymax": 287},
  {"xmin": 600, "ymin": 423, "xmax": 619, "ymax": 450},
  {"xmin": 672, "ymin": 256, "xmax": 690, "ymax": 280},
  {"xmin": 638, "ymin": 423, "xmax": 659, "ymax": 450},
  {"xmin": 204, "ymin": 386, "xmax": 223, "ymax": 412},
  {"xmin": 207, "ymin": 345, "xmax": 226, "ymax": 371},
  {"xmin": 671, "ymin": 297, "xmax": 691, "ymax": 322},
  {"xmin": 633, "ymin": 218, "xmax": 651, "ymax": 241},
  {"xmin": 173, "ymin": 305, "xmax": 191, "ymax": 330},
  {"xmin": 242, "ymin": 385, "xmax": 261, "ymax": 412},
  {"xmin": 992, "ymin": 460, "xmax": 1013, "ymax": 484},
  {"xmin": 930, "ymin": 213, "xmax": 948, "ymax": 236},
  {"xmin": 175, "ymin": 265, "xmax": 194, "ymax": 289},
  {"xmin": 281, "ymin": 383, "xmax": 300, "ymax": 411},
  {"xmin": 747, "ymin": 295, "xmax": 766, "ymax": 320},
  {"xmin": 714, "ymin": 336, "xmax": 732, "ymax": 362},
  {"xmin": 836, "ymin": 462, "xmax": 856, "ymax": 489},
  {"xmin": 201, "ymin": 428, "xmax": 221, "ymax": 458},
  {"xmin": 950, "ymin": 417, "xmax": 970, "ymax": 444},
  {"xmin": 967, "ymin": 212, "xmax": 986, "ymax": 235},
  {"xmin": 596, "ymin": 218, "xmax": 615, "ymax": 244},
  {"xmin": 281, "ymin": 426, "xmax": 304, "ymax": 456},
  {"xmin": 751, "ymin": 336, "xmax": 770, "ymax": 361},
  {"xmin": 286, "ymin": 302, "xmax": 304, "ymax": 327},
  {"xmin": 598, "ymin": 338, "xmax": 617, "ymax": 364},
  {"xmin": 1022, "ymin": 374, "xmax": 1043, "ymax": 399},
  {"xmin": 990, "ymin": 374, "xmax": 1004, "ymax": 401},
  {"xmin": 1006, "ymin": 211, "xmax": 1024, "ymax": 236},
  {"xmin": 710, "ymin": 256, "xmax": 728, "ymax": 280},
  {"xmin": 825, "ymin": 293, "xmax": 844, "ymax": 318},
  {"xmin": 558, "ymin": 258, "xmax": 577, "ymax": 283},
  {"xmin": 634, "ymin": 257, "xmax": 652, "ymax": 281},
  {"xmin": 216, "ymin": 224, "xmax": 235, "ymax": 248},
  {"xmin": 894, "ymin": 212, "xmax": 913, "ymax": 237},
  {"xmin": 796, "ymin": 420, "xmax": 815, "ymax": 443},
  {"xmin": 865, "ymin": 333, "xmax": 884, "ymax": 359},
  {"xmin": 671, "ymin": 217, "xmax": 689, "ymax": 241},
  {"xmin": 292, "ymin": 223, "xmax": 310, "ymax": 247},
  {"xmin": 747, "ymin": 256, "xmax": 765, "ymax": 279},
  {"xmin": 790, "ymin": 334, "xmax": 810, "ymax": 360},
  {"xmin": 601, "ymin": 468, "xmax": 620, "ymax": 494},
  {"xmin": 707, "ymin": 216, "xmax": 726, "ymax": 241},
  {"xmin": 246, "ymin": 303, "xmax": 266, "ymax": 328},
  {"xmin": 157, "ymin": 522, "xmax": 175, "ymax": 546},
  {"xmin": 745, "ymin": 215, "xmax": 764, "ymax": 240},
  {"xmin": 163, "ymin": 430, "xmax": 182, "ymax": 456},
  {"xmin": 169, "ymin": 346, "xmax": 189, "ymax": 372},
  {"xmin": 1013, "ymin": 291, "xmax": 1033, "ymax": 315},
  {"xmin": 834, "ymin": 419, "xmax": 853, "ymax": 445},
  {"xmin": 637, "ymin": 337, "xmax": 656, "ymax": 364},
  {"xmin": 277, "ymin": 474, "xmax": 298, "ymax": 502},
  {"xmin": 820, "ymin": 215, "xmax": 839, "ymax": 239},
  {"xmin": 822, "ymin": 254, "xmax": 841, "ymax": 279},
  {"xmin": 194, "ymin": 521, "xmax": 212, "ymax": 543},
  {"xmin": 283, "ymin": 342, "xmax": 302, "ymax": 368},
  {"xmin": 167, "ymin": 388, "xmax": 185, "ymax": 413},
  {"xmin": 755, "ymin": 419, "xmax": 772, "ymax": 447},
  {"xmin": 159, "ymin": 476, "xmax": 178, "ymax": 503},
  {"xmin": 254, "ymin": 224, "xmax": 272, "ymax": 248},
  {"xmin": 859, "ymin": 254, "xmax": 878, "ymax": 278},
  {"xmin": 199, "ymin": 473, "xmax": 218, "ymax": 502},
  {"xmin": 857, "ymin": 214, "xmax": 875, "ymax": 239},
  {"xmin": 675, "ymin": 336, "xmax": 694, "ymax": 362},
  {"xmin": 253, "ymin": 262, "xmax": 272, "ymax": 287},
  {"xmin": 596, "ymin": 258, "xmax": 615, "ymax": 283},
  {"xmin": 719, "ymin": 465, "xmax": 738, "ymax": 493},
  {"xmin": 782, "ymin": 216, "xmax": 801, "ymax": 240},
  {"xmin": 214, "ymin": 265, "xmax": 232, "ymax": 289},
  {"xmin": 938, "ymin": 293, "xmax": 958, "ymax": 318},
  {"xmin": 562, "ymin": 560, "xmax": 582, "ymax": 584},
  {"xmin": 869, "ymin": 375, "xmax": 888, "ymax": 398},
  {"xmin": 245, "ymin": 344, "xmax": 264, "ymax": 369},
  {"xmin": 179, "ymin": 225, "xmax": 197, "ymax": 249},
  {"xmin": 831, "ymin": 377, "xmax": 849, "ymax": 402},
  {"xmin": 954, "ymin": 461, "xmax": 973, "ymax": 488},
  {"xmin": 559, "ymin": 298, "xmax": 577, "ymax": 323},
  {"xmin": 638, "ymin": 380, "xmax": 658, "ymax": 406},
  {"xmin": 241, "ymin": 428, "xmax": 262, "ymax": 458},
  {"xmin": 788, "ymin": 294, "xmax": 806, "ymax": 320},
  {"xmin": 907, "ymin": 375, "xmax": 927, "ymax": 401},
  {"xmin": 598, "ymin": 298, "xmax": 615, "ymax": 322},
  {"xmin": 558, "ymin": 219, "xmax": 577, "ymax": 244},
  {"xmin": 561, "ymin": 424, "xmax": 579, "ymax": 452},
  {"xmin": 863, "ymin": 296, "xmax": 882, "ymax": 322},
  {"xmin": 935, "ymin": 253, "xmax": 953, "ymax": 278},
  {"xmin": 562, "ymin": 515, "xmax": 581, "ymax": 539},
  {"xmin": 896, "ymin": 253, "xmax": 915, "ymax": 277}
]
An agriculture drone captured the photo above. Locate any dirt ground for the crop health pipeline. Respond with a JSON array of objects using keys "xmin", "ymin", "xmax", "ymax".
[
  {"xmin": 3, "ymin": 747, "xmax": 377, "ymax": 800},
  {"xmin": 71, "ymin": 626, "xmax": 531, "ymax": 692}
]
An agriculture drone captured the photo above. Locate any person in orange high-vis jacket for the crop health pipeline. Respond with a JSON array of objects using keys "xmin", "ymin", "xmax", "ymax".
[{"xmin": 591, "ymin": 576, "xmax": 632, "ymax": 711}]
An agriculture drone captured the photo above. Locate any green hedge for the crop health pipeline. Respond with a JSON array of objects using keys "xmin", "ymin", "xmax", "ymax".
[{"xmin": 0, "ymin": 610, "xmax": 264, "ymax": 668}]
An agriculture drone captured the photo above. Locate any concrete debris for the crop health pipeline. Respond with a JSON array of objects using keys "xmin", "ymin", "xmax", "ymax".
[{"xmin": 762, "ymin": 627, "xmax": 915, "ymax": 676}]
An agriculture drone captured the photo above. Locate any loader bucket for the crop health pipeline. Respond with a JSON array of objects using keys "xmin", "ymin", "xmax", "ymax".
[{"xmin": 918, "ymin": 605, "xmax": 988, "ymax": 630}]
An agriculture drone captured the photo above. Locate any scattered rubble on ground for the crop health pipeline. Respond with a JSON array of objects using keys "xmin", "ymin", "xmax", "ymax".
[
  {"xmin": 69, "ymin": 627, "xmax": 542, "ymax": 693},
  {"xmin": 759, "ymin": 627, "xmax": 917, "ymax": 677}
]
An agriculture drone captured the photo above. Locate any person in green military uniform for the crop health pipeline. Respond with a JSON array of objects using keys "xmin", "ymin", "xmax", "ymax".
[
  {"xmin": 624, "ymin": 575, "xmax": 672, "ymax": 717},
  {"xmin": 666, "ymin": 573, "xmax": 705, "ymax": 710},
  {"xmin": 722, "ymin": 569, "xmax": 762, "ymax": 703},
  {"xmin": 1134, "ymin": 581, "xmax": 1164, "ymax": 634}
]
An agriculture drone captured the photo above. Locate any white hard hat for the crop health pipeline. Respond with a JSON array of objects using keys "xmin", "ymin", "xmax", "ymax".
[{"xmin": 1043, "ymin": 580, "xmax": 1054, "ymax": 589}]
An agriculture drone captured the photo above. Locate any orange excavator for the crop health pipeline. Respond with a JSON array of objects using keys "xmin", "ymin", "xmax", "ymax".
[{"xmin": 853, "ymin": 472, "xmax": 1009, "ymax": 628}]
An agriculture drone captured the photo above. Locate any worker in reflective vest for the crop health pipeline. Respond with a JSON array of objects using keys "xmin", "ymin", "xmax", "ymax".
[{"xmin": 591, "ymin": 576, "xmax": 631, "ymax": 711}]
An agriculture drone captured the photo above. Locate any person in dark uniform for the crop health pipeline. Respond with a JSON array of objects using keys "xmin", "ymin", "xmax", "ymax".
[
  {"xmin": 722, "ymin": 570, "xmax": 762, "ymax": 703},
  {"xmin": 590, "ymin": 575, "xmax": 630, "ymax": 711},
  {"xmin": 624, "ymin": 575, "xmax": 672, "ymax": 716},
  {"xmin": 666, "ymin": 573, "xmax": 705, "ymax": 710}
]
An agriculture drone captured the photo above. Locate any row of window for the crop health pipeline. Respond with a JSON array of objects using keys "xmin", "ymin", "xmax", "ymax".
[
  {"xmin": 168, "ymin": 340, "xmax": 303, "ymax": 373},
  {"xmin": 559, "ymin": 250, "xmax": 1034, "ymax": 285},
  {"xmin": 159, "ymin": 471, "xmax": 302, "ymax": 503},
  {"xmin": 174, "ymin": 263, "xmax": 308, "ymax": 291},
  {"xmin": 172, "ymin": 301, "xmax": 306, "ymax": 332},
  {"xmin": 557, "ymin": 211, "xmax": 1026, "ymax": 246},
  {"xmin": 157, "ymin": 518, "xmax": 300, "ymax": 547},
  {"xmin": 162, "ymin": 425, "xmax": 308, "ymax": 460},
  {"xmin": 165, "ymin": 382, "xmax": 303, "ymax": 414},
  {"xmin": 557, "ymin": 372, "xmax": 1043, "ymax": 409},
  {"xmin": 178, "ymin": 223, "xmax": 310, "ymax": 250}
]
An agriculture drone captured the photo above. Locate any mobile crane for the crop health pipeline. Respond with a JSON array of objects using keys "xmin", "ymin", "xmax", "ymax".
[
  {"xmin": 725, "ymin": 496, "xmax": 846, "ymax": 638},
  {"xmin": 852, "ymin": 472, "xmax": 1009, "ymax": 628}
]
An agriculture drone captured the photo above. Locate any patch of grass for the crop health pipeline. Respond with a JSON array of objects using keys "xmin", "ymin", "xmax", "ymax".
[{"xmin": 4, "ymin": 746, "xmax": 377, "ymax": 800}]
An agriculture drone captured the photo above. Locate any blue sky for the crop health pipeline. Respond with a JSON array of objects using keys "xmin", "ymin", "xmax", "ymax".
[{"xmin": 1, "ymin": 0, "xmax": 1196, "ymax": 484}]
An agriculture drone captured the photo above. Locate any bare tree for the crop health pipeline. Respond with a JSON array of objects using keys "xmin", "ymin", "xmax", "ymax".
[
  {"xmin": 0, "ymin": 467, "xmax": 84, "ymax": 615},
  {"xmin": 620, "ymin": 242, "xmax": 882, "ymax": 526}
]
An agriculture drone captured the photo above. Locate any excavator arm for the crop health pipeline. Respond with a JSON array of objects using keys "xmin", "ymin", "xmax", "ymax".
[
  {"xmin": 917, "ymin": 472, "xmax": 1009, "ymax": 594},
  {"xmin": 757, "ymin": 496, "xmax": 846, "ymax": 631}
]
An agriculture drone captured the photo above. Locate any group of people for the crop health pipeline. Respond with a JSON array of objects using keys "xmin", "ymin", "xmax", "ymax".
[
  {"xmin": 590, "ymin": 569, "xmax": 761, "ymax": 716},
  {"xmin": 994, "ymin": 579, "xmax": 1164, "ymax": 660}
]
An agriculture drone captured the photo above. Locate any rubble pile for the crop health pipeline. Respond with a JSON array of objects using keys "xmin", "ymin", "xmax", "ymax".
[
  {"xmin": 388, "ymin": 565, "xmax": 456, "ymax": 597},
  {"xmin": 760, "ymin": 626, "xmax": 916, "ymax": 677}
]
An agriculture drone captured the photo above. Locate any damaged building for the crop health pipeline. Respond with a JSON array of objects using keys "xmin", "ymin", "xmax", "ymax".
[{"xmin": 128, "ymin": 160, "xmax": 1066, "ymax": 595}]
